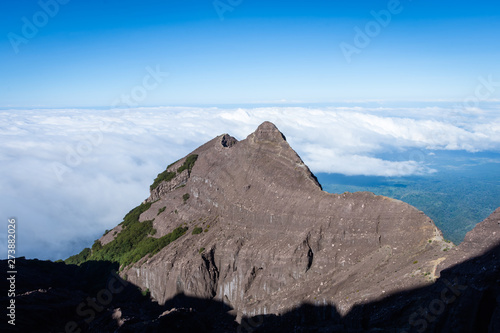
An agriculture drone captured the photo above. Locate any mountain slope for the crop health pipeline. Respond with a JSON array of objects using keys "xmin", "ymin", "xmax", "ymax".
[{"xmin": 86, "ymin": 121, "xmax": 456, "ymax": 319}]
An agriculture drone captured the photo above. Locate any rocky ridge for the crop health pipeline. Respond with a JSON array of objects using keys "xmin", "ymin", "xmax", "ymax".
[{"xmin": 110, "ymin": 122, "xmax": 492, "ymax": 319}]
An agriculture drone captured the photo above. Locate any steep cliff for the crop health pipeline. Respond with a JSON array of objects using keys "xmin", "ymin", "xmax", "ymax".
[{"xmin": 112, "ymin": 121, "xmax": 455, "ymax": 318}]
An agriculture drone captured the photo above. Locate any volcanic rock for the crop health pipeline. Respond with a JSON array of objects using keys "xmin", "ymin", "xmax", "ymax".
[{"xmin": 122, "ymin": 122, "xmax": 455, "ymax": 319}]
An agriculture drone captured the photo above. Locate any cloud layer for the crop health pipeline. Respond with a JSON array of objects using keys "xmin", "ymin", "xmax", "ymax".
[{"xmin": 1, "ymin": 105, "xmax": 499, "ymax": 260}]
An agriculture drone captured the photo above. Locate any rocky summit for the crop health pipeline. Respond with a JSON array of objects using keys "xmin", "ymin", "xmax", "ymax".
[
  {"xmin": 124, "ymin": 121, "xmax": 449, "ymax": 315},
  {"xmin": 4, "ymin": 122, "xmax": 499, "ymax": 332}
]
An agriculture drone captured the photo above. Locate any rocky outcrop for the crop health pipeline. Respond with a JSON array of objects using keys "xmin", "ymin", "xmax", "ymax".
[
  {"xmin": 122, "ymin": 122, "xmax": 461, "ymax": 319},
  {"xmin": 439, "ymin": 207, "xmax": 500, "ymax": 271}
]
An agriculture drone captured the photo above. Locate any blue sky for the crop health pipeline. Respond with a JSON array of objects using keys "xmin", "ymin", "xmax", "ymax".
[{"xmin": 1, "ymin": 0, "xmax": 499, "ymax": 107}]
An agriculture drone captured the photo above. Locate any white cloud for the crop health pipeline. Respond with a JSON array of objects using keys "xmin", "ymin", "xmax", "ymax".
[{"xmin": 0, "ymin": 105, "xmax": 499, "ymax": 260}]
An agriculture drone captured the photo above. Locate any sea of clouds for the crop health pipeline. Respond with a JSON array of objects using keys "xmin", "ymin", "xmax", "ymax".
[{"xmin": 1, "ymin": 105, "xmax": 499, "ymax": 260}]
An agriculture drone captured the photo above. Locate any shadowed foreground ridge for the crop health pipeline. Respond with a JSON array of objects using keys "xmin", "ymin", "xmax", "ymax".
[
  {"xmin": 3, "ymin": 122, "xmax": 499, "ymax": 332},
  {"xmin": 2, "ymin": 241, "xmax": 499, "ymax": 332}
]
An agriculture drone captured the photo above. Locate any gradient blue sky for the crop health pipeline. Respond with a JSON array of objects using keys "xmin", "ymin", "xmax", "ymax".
[{"xmin": 1, "ymin": 0, "xmax": 499, "ymax": 107}]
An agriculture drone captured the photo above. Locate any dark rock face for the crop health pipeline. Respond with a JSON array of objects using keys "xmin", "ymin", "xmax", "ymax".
[
  {"xmin": 0, "ymin": 259, "xmax": 238, "ymax": 333},
  {"xmin": 5, "ymin": 122, "xmax": 498, "ymax": 332}
]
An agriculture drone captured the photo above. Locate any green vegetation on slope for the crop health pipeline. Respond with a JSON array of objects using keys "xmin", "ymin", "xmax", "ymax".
[
  {"xmin": 192, "ymin": 227, "xmax": 203, "ymax": 235},
  {"xmin": 65, "ymin": 201, "xmax": 188, "ymax": 269},
  {"xmin": 120, "ymin": 225, "xmax": 188, "ymax": 267},
  {"xmin": 67, "ymin": 155, "xmax": 200, "ymax": 268},
  {"xmin": 157, "ymin": 206, "xmax": 166, "ymax": 215},
  {"xmin": 177, "ymin": 154, "xmax": 198, "ymax": 174},
  {"xmin": 150, "ymin": 154, "xmax": 198, "ymax": 191},
  {"xmin": 150, "ymin": 171, "xmax": 176, "ymax": 191},
  {"xmin": 66, "ymin": 247, "xmax": 91, "ymax": 265}
]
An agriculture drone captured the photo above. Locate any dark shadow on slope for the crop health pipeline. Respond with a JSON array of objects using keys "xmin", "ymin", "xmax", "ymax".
[
  {"xmin": 1, "ymin": 259, "xmax": 236, "ymax": 333},
  {"xmin": 2, "ymin": 243, "xmax": 499, "ymax": 333},
  {"xmin": 250, "ymin": 242, "xmax": 500, "ymax": 333}
]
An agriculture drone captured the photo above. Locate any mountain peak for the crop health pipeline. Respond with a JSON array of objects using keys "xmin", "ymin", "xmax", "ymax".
[
  {"xmin": 118, "ymin": 122, "xmax": 455, "ymax": 317},
  {"xmin": 249, "ymin": 121, "xmax": 287, "ymax": 143}
]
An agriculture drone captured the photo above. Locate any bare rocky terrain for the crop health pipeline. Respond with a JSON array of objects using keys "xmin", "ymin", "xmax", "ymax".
[
  {"xmin": 122, "ymin": 122, "xmax": 456, "ymax": 316},
  {"xmin": 3, "ymin": 121, "xmax": 499, "ymax": 332}
]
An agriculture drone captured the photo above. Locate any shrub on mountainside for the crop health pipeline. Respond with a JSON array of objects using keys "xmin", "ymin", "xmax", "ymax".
[
  {"xmin": 150, "ymin": 154, "xmax": 198, "ymax": 191},
  {"xmin": 65, "ymin": 201, "xmax": 188, "ymax": 269},
  {"xmin": 65, "ymin": 247, "xmax": 91, "ymax": 265},
  {"xmin": 177, "ymin": 154, "xmax": 198, "ymax": 175},
  {"xmin": 192, "ymin": 227, "xmax": 203, "ymax": 235},
  {"xmin": 157, "ymin": 206, "xmax": 166, "ymax": 215},
  {"xmin": 150, "ymin": 171, "xmax": 176, "ymax": 191}
]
